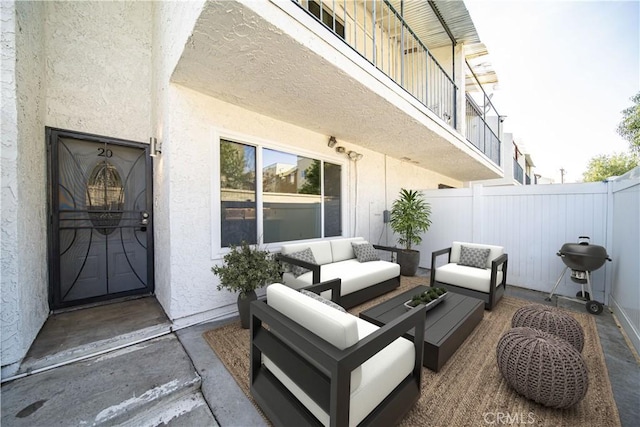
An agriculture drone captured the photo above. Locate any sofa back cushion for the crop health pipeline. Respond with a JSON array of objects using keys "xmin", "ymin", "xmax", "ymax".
[
  {"xmin": 281, "ymin": 241, "xmax": 333, "ymax": 265},
  {"xmin": 267, "ymin": 283, "xmax": 359, "ymax": 350},
  {"xmin": 330, "ymin": 237, "xmax": 365, "ymax": 262},
  {"xmin": 450, "ymin": 241, "xmax": 504, "ymax": 269}
]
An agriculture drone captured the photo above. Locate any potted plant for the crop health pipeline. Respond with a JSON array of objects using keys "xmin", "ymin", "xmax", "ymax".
[
  {"xmin": 389, "ymin": 188, "xmax": 432, "ymax": 276},
  {"xmin": 212, "ymin": 241, "xmax": 282, "ymax": 328}
]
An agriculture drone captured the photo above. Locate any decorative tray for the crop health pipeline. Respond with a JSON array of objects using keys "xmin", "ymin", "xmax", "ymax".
[{"xmin": 404, "ymin": 288, "xmax": 449, "ymax": 312}]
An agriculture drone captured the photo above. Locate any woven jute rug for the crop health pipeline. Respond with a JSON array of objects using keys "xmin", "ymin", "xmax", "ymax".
[{"xmin": 203, "ymin": 277, "xmax": 621, "ymax": 426}]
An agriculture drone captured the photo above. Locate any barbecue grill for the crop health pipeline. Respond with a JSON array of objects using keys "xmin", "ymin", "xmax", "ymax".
[{"xmin": 546, "ymin": 236, "xmax": 611, "ymax": 314}]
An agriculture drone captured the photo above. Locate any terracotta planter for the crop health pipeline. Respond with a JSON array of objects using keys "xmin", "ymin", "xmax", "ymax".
[
  {"xmin": 398, "ymin": 249, "xmax": 420, "ymax": 276},
  {"xmin": 238, "ymin": 290, "xmax": 257, "ymax": 329}
]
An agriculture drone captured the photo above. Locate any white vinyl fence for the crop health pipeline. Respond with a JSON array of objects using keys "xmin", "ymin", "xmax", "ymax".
[{"xmin": 416, "ymin": 178, "xmax": 640, "ymax": 353}]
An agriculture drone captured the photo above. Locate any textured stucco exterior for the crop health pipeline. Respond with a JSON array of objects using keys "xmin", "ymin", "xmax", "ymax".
[
  {"xmin": 160, "ymin": 84, "xmax": 460, "ymax": 325},
  {"xmin": 1, "ymin": 0, "xmax": 493, "ymax": 373},
  {"xmin": 45, "ymin": 1, "xmax": 152, "ymax": 142},
  {"xmin": 151, "ymin": 0, "xmax": 206, "ymax": 321},
  {"xmin": 1, "ymin": 0, "xmax": 48, "ymax": 375}
]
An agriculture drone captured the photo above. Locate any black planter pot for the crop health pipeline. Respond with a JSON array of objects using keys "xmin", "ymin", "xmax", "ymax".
[
  {"xmin": 397, "ymin": 249, "xmax": 420, "ymax": 276},
  {"xmin": 238, "ymin": 290, "xmax": 257, "ymax": 329}
]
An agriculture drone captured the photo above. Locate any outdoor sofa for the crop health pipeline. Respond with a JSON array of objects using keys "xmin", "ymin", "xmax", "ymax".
[
  {"xmin": 278, "ymin": 237, "xmax": 400, "ymax": 309},
  {"xmin": 250, "ymin": 280, "xmax": 426, "ymax": 427},
  {"xmin": 430, "ymin": 241, "xmax": 508, "ymax": 310}
]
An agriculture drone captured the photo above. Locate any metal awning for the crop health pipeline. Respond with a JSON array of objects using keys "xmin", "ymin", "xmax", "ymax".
[{"xmin": 385, "ymin": 1, "xmax": 498, "ymax": 92}]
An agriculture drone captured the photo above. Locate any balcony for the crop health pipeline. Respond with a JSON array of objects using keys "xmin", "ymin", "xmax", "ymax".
[
  {"xmin": 513, "ymin": 159, "xmax": 524, "ymax": 184},
  {"xmin": 171, "ymin": 0, "xmax": 504, "ymax": 181}
]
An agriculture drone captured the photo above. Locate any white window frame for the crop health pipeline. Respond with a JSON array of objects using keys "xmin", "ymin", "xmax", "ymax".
[{"xmin": 211, "ymin": 129, "xmax": 348, "ymax": 259}]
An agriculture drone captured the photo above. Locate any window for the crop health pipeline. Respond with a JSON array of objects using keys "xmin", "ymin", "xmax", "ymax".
[
  {"xmin": 220, "ymin": 139, "xmax": 342, "ymax": 247},
  {"xmin": 308, "ymin": 0, "xmax": 345, "ymax": 39},
  {"xmin": 220, "ymin": 141, "xmax": 257, "ymax": 247}
]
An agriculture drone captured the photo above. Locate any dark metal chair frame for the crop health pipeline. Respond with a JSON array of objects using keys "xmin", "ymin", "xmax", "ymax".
[
  {"xmin": 430, "ymin": 247, "xmax": 508, "ymax": 310},
  {"xmin": 277, "ymin": 245, "xmax": 401, "ymax": 309},
  {"xmin": 250, "ymin": 279, "xmax": 426, "ymax": 427}
]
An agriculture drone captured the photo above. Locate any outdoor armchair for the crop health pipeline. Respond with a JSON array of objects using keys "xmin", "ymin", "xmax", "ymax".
[
  {"xmin": 430, "ymin": 241, "xmax": 508, "ymax": 310},
  {"xmin": 250, "ymin": 280, "xmax": 426, "ymax": 427}
]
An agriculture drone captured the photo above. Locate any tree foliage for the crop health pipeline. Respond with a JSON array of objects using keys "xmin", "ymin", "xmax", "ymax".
[
  {"xmin": 299, "ymin": 160, "xmax": 321, "ymax": 194},
  {"xmin": 220, "ymin": 140, "xmax": 254, "ymax": 190},
  {"xmin": 582, "ymin": 152, "xmax": 638, "ymax": 182},
  {"xmin": 617, "ymin": 92, "xmax": 640, "ymax": 153}
]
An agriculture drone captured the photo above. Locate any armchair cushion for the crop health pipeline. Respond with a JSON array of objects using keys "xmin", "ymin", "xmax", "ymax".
[
  {"xmin": 458, "ymin": 245, "xmax": 491, "ymax": 269},
  {"xmin": 351, "ymin": 241, "xmax": 380, "ymax": 263},
  {"xmin": 451, "ymin": 241, "xmax": 505, "ymax": 270},
  {"xmin": 435, "ymin": 263, "xmax": 504, "ymax": 293},
  {"xmin": 267, "ymin": 284, "xmax": 358, "ymax": 350},
  {"xmin": 286, "ymin": 248, "xmax": 317, "ymax": 277},
  {"xmin": 261, "ymin": 283, "xmax": 418, "ymax": 427}
]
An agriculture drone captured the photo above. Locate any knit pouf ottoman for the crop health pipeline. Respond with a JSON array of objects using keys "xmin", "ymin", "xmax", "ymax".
[
  {"xmin": 496, "ymin": 327, "xmax": 589, "ymax": 408},
  {"xmin": 512, "ymin": 304, "xmax": 584, "ymax": 352}
]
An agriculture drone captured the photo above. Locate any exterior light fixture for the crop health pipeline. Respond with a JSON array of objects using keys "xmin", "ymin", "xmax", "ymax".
[
  {"xmin": 150, "ymin": 137, "xmax": 162, "ymax": 157},
  {"xmin": 335, "ymin": 146, "xmax": 346, "ymax": 154},
  {"xmin": 348, "ymin": 151, "xmax": 363, "ymax": 161},
  {"xmin": 328, "ymin": 136, "xmax": 337, "ymax": 148}
]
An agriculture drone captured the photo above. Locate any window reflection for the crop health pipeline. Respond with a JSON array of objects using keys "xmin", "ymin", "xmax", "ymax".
[
  {"xmin": 263, "ymin": 149, "xmax": 321, "ymax": 243},
  {"xmin": 220, "ymin": 140, "xmax": 257, "ymax": 246},
  {"xmin": 219, "ymin": 141, "xmax": 342, "ymax": 247},
  {"xmin": 324, "ymin": 162, "xmax": 342, "ymax": 237}
]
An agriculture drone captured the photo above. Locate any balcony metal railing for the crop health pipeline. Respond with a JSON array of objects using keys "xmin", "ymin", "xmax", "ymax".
[
  {"xmin": 294, "ymin": 0, "xmax": 457, "ymax": 126},
  {"xmin": 514, "ymin": 160, "xmax": 524, "ymax": 184},
  {"xmin": 465, "ymin": 95, "xmax": 501, "ymax": 166},
  {"xmin": 464, "ymin": 60, "xmax": 502, "ymax": 166},
  {"xmin": 525, "ymin": 174, "xmax": 531, "ymax": 185}
]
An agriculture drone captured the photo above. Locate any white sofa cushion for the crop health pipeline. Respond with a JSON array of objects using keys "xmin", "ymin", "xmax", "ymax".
[
  {"xmin": 281, "ymin": 240, "xmax": 333, "ymax": 265},
  {"xmin": 450, "ymin": 241, "xmax": 504, "ymax": 270},
  {"xmin": 264, "ymin": 284, "xmax": 414, "ymax": 427},
  {"xmin": 330, "ymin": 237, "xmax": 365, "ymax": 262},
  {"xmin": 282, "ymin": 259, "xmax": 400, "ymax": 297},
  {"xmin": 435, "ymin": 263, "xmax": 504, "ymax": 293}
]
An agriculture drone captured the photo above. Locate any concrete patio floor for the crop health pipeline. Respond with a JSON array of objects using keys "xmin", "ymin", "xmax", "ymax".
[{"xmin": 1, "ymin": 272, "xmax": 638, "ymax": 426}]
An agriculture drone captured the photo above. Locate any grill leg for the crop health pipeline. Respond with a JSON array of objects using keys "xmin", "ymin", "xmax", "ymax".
[
  {"xmin": 547, "ymin": 267, "xmax": 568, "ymax": 300},
  {"xmin": 585, "ymin": 271, "xmax": 594, "ymax": 300}
]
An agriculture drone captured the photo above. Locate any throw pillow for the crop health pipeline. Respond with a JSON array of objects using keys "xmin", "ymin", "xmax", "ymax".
[
  {"xmin": 351, "ymin": 241, "xmax": 380, "ymax": 262},
  {"xmin": 300, "ymin": 289, "xmax": 346, "ymax": 312},
  {"xmin": 458, "ymin": 245, "xmax": 491, "ymax": 269},
  {"xmin": 285, "ymin": 248, "xmax": 317, "ymax": 277}
]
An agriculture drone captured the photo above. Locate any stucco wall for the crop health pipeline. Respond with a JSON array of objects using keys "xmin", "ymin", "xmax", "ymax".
[
  {"xmin": 162, "ymin": 83, "xmax": 459, "ymax": 324},
  {"xmin": 1, "ymin": 0, "xmax": 48, "ymax": 376},
  {"xmin": 45, "ymin": 1, "xmax": 152, "ymax": 142},
  {"xmin": 151, "ymin": 0, "xmax": 206, "ymax": 316}
]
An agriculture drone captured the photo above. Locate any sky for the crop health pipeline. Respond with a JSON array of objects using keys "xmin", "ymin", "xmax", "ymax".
[{"xmin": 464, "ymin": 0, "xmax": 639, "ymax": 183}]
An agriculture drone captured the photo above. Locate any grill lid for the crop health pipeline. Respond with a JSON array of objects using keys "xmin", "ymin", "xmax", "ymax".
[{"xmin": 557, "ymin": 241, "xmax": 610, "ymax": 272}]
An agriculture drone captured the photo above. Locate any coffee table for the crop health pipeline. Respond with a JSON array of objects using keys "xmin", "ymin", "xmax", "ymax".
[{"xmin": 359, "ymin": 285, "xmax": 484, "ymax": 372}]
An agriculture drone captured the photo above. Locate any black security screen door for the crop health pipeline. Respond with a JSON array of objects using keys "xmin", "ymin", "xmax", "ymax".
[{"xmin": 48, "ymin": 128, "xmax": 154, "ymax": 309}]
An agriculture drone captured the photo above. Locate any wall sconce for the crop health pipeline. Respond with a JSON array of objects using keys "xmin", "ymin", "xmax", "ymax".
[
  {"xmin": 328, "ymin": 136, "xmax": 337, "ymax": 148},
  {"xmin": 335, "ymin": 146, "xmax": 345, "ymax": 154},
  {"xmin": 348, "ymin": 151, "xmax": 363, "ymax": 161},
  {"xmin": 150, "ymin": 137, "xmax": 162, "ymax": 157}
]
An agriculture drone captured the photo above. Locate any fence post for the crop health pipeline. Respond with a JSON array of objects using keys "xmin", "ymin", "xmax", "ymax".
[{"xmin": 604, "ymin": 180, "xmax": 615, "ymax": 306}]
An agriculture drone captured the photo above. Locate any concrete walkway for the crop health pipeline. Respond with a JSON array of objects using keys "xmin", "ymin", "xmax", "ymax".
[{"xmin": 1, "ymin": 283, "xmax": 638, "ymax": 426}]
